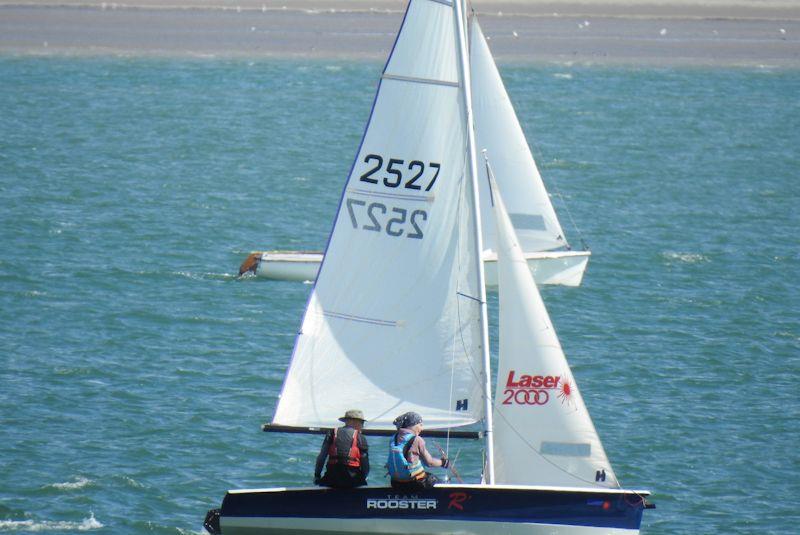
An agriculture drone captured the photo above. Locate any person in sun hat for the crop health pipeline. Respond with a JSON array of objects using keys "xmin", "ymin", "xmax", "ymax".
[
  {"xmin": 314, "ymin": 409, "xmax": 370, "ymax": 488},
  {"xmin": 386, "ymin": 411, "xmax": 448, "ymax": 490}
]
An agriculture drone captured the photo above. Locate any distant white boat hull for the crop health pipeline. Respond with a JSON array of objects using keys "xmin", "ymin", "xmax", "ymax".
[
  {"xmin": 240, "ymin": 250, "xmax": 590, "ymax": 287},
  {"xmin": 210, "ymin": 485, "xmax": 648, "ymax": 535}
]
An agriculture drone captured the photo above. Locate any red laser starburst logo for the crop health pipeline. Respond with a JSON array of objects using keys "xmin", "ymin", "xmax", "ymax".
[{"xmin": 557, "ymin": 376, "xmax": 574, "ymax": 406}]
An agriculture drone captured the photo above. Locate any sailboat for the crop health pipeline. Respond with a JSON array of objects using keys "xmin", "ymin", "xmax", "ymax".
[
  {"xmin": 237, "ymin": 5, "xmax": 590, "ymax": 288},
  {"xmin": 205, "ymin": 0, "xmax": 651, "ymax": 533}
]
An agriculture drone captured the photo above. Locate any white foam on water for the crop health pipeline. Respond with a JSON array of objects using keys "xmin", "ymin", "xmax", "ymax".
[
  {"xmin": 0, "ymin": 513, "xmax": 103, "ymax": 532},
  {"xmin": 121, "ymin": 476, "xmax": 146, "ymax": 489},
  {"xmin": 86, "ymin": 379, "xmax": 107, "ymax": 386},
  {"xmin": 48, "ymin": 477, "xmax": 92, "ymax": 490},
  {"xmin": 662, "ymin": 251, "xmax": 709, "ymax": 264},
  {"xmin": 554, "ymin": 73, "xmax": 573, "ymax": 79}
]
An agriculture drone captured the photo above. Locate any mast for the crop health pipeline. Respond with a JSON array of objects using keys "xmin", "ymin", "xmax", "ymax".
[{"xmin": 453, "ymin": 0, "xmax": 495, "ymax": 484}]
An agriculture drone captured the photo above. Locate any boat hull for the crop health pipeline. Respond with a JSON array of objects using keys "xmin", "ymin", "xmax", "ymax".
[
  {"xmin": 216, "ymin": 485, "xmax": 646, "ymax": 535},
  {"xmin": 245, "ymin": 250, "xmax": 590, "ymax": 287}
]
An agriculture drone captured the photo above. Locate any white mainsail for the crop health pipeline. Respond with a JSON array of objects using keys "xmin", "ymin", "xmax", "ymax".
[
  {"xmin": 490, "ymin": 169, "xmax": 618, "ymax": 488},
  {"xmin": 272, "ymin": 0, "xmax": 484, "ymax": 431},
  {"xmin": 470, "ymin": 18, "xmax": 569, "ymax": 254}
]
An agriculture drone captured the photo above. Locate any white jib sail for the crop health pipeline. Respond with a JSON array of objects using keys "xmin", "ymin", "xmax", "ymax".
[
  {"xmin": 470, "ymin": 18, "xmax": 568, "ymax": 254},
  {"xmin": 273, "ymin": 0, "xmax": 484, "ymax": 431},
  {"xmin": 490, "ymin": 172, "xmax": 618, "ymax": 488}
]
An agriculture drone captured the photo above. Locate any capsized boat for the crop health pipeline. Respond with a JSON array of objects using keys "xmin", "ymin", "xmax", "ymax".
[
  {"xmin": 207, "ymin": 0, "xmax": 652, "ymax": 533},
  {"xmin": 237, "ymin": 0, "xmax": 591, "ymax": 288}
]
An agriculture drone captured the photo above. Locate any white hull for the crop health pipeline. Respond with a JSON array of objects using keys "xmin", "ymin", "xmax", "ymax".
[
  {"xmin": 221, "ymin": 516, "xmax": 639, "ymax": 535},
  {"xmin": 244, "ymin": 250, "xmax": 590, "ymax": 287}
]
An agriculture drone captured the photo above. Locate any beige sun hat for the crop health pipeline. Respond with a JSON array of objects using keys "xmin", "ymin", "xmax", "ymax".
[{"xmin": 339, "ymin": 409, "xmax": 366, "ymax": 422}]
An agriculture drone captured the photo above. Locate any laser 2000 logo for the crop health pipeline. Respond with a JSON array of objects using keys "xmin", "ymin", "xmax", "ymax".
[{"xmin": 501, "ymin": 370, "xmax": 573, "ymax": 406}]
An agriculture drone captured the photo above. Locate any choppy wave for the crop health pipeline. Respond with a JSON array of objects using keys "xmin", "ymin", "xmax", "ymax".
[
  {"xmin": 47, "ymin": 477, "xmax": 92, "ymax": 490},
  {"xmin": 171, "ymin": 270, "xmax": 236, "ymax": 281},
  {"xmin": 0, "ymin": 514, "xmax": 102, "ymax": 532},
  {"xmin": 122, "ymin": 476, "xmax": 146, "ymax": 489}
]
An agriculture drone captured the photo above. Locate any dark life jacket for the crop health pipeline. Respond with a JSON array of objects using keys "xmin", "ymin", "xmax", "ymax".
[{"xmin": 327, "ymin": 427, "xmax": 362, "ymax": 468}]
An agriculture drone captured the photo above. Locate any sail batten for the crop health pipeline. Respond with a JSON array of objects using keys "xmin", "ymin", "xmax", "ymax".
[
  {"xmin": 381, "ymin": 73, "xmax": 460, "ymax": 88},
  {"xmin": 346, "ymin": 187, "xmax": 434, "ymax": 203}
]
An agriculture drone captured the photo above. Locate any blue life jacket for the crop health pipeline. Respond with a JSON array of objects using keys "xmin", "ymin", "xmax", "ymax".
[{"xmin": 387, "ymin": 432, "xmax": 425, "ymax": 482}]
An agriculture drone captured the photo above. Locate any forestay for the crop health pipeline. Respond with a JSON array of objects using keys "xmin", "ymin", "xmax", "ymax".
[
  {"xmin": 470, "ymin": 19, "xmax": 568, "ymax": 254},
  {"xmin": 490, "ymin": 172, "xmax": 618, "ymax": 488},
  {"xmin": 272, "ymin": 0, "xmax": 484, "ymax": 431}
]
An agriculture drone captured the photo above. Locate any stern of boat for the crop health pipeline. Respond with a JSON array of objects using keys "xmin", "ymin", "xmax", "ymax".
[{"xmin": 204, "ymin": 508, "xmax": 221, "ymax": 535}]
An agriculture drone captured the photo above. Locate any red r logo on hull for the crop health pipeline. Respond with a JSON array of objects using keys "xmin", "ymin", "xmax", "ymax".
[{"xmin": 448, "ymin": 492, "xmax": 468, "ymax": 511}]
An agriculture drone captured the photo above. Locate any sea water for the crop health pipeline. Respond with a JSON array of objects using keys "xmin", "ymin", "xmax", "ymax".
[{"xmin": 1, "ymin": 57, "xmax": 798, "ymax": 534}]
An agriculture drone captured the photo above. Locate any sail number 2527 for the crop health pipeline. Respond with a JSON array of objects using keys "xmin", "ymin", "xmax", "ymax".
[{"xmin": 359, "ymin": 154, "xmax": 440, "ymax": 191}]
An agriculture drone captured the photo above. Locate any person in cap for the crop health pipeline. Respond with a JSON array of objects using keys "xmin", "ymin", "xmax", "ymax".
[
  {"xmin": 386, "ymin": 411, "xmax": 448, "ymax": 490},
  {"xmin": 314, "ymin": 409, "xmax": 370, "ymax": 488}
]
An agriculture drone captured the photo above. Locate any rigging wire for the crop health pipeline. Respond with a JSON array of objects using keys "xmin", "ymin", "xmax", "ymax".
[{"xmin": 529, "ymin": 142, "xmax": 590, "ymax": 251}]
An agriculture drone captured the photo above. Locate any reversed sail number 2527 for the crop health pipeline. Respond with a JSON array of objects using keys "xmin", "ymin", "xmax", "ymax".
[{"xmin": 346, "ymin": 199, "xmax": 427, "ymax": 239}]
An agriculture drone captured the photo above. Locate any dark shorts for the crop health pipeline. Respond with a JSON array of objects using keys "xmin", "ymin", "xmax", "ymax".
[
  {"xmin": 319, "ymin": 466, "xmax": 367, "ymax": 489},
  {"xmin": 390, "ymin": 472, "xmax": 438, "ymax": 491}
]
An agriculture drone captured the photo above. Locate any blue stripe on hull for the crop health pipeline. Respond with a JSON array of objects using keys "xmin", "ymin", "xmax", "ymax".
[{"xmin": 220, "ymin": 486, "xmax": 645, "ymax": 531}]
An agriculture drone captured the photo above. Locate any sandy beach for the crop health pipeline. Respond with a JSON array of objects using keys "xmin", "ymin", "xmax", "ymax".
[{"xmin": 1, "ymin": 0, "xmax": 799, "ymax": 65}]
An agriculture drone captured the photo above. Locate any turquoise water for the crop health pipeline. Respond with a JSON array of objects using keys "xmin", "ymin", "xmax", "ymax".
[{"xmin": 1, "ymin": 56, "xmax": 798, "ymax": 534}]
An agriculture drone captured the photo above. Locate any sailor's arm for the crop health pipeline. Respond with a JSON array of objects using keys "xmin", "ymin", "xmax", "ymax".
[
  {"xmin": 314, "ymin": 430, "xmax": 333, "ymax": 480},
  {"xmin": 358, "ymin": 433, "xmax": 369, "ymax": 478},
  {"xmin": 415, "ymin": 437, "xmax": 445, "ymax": 467}
]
